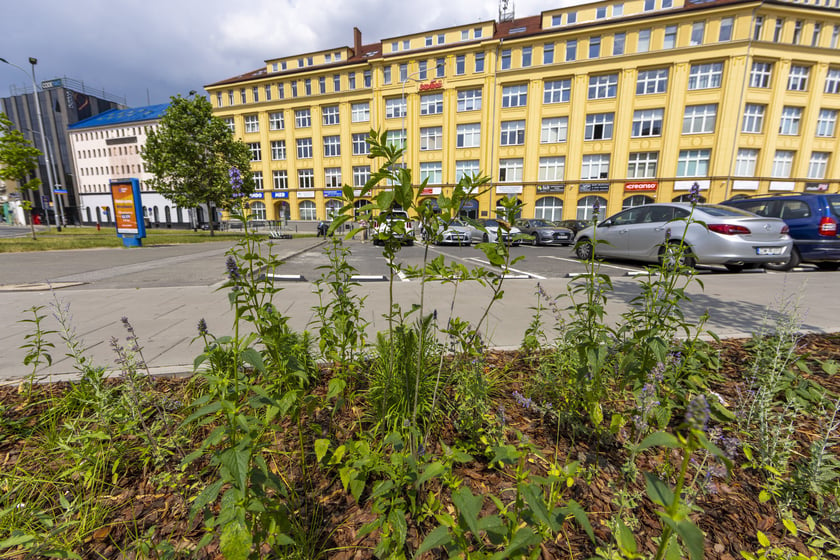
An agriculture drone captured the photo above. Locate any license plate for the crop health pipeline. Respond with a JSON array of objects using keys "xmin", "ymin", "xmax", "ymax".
[{"xmin": 756, "ymin": 247, "xmax": 784, "ymax": 256}]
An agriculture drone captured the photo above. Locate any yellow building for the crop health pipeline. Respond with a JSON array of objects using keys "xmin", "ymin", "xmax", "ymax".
[{"xmin": 205, "ymin": 0, "xmax": 840, "ymax": 223}]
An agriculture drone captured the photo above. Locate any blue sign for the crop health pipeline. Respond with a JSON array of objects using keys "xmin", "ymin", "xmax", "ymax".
[
  {"xmin": 323, "ymin": 190, "xmax": 343, "ymax": 197},
  {"xmin": 249, "ymin": 192, "xmax": 265, "ymax": 199},
  {"xmin": 272, "ymin": 191, "xmax": 289, "ymax": 199}
]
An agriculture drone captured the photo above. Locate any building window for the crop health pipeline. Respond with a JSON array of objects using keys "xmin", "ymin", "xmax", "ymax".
[
  {"xmin": 644, "ymin": 0, "xmax": 654, "ymax": 10},
  {"xmin": 418, "ymin": 61, "xmax": 428, "ymax": 80},
  {"xmin": 501, "ymin": 84, "xmax": 528, "ymax": 107},
  {"xmin": 475, "ymin": 52, "xmax": 485, "ymax": 73},
  {"xmin": 420, "ymin": 93, "xmax": 443, "ymax": 115},
  {"xmin": 296, "ymin": 138, "xmax": 313, "ymax": 159},
  {"xmin": 588, "ymin": 74, "xmax": 618, "ymax": 99},
  {"xmin": 420, "ymin": 161, "xmax": 443, "ymax": 184},
  {"xmin": 319, "ymin": 77, "xmax": 326, "ymax": 94},
  {"xmin": 298, "ymin": 169, "xmax": 315, "ymax": 189},
  {"xmin": 664, "ymin": 25, "xmax": 677, "ymax": 49},
  {"xmin": 779, "ymin": 106, "xmax": 802, "ymax": 136},
  {"xmin": 274, "ymin": 169, "xmax": 288, "ymax": 189},
  {"xmin": 322, "ymin": 105, "xmax": 340, "ymax": 126},
  {"xmin": 299, "ymin": 200, "xmax": 316, "ymax": 220},
  {"xmin": 772, "ymin": 150, "xmax": 795, "ymax": 177},
  {"xmin": 295, "ymin": 109, "xmax": 311, "ymax": 128},
  {"xmin": 565, "ymin": 39, "xmax": 577, "ymax": 61},
  {"xmin": 522, "ymin": 46, "xmax": 532, "ymax": 67},
  {"xmin": 457, "ymin": 89, "xmax": 482, "ymax": 112},
  {"xmin": 589, "ymin": 36, "xmax": 601, "ymax": 58},
  {"xmin": 742, "ymin": 104, "xmax": 765, "ymax": 133},
  {"xmin": 277, "ymin": 83, "xmax": 285, "ymax": 99},
  {"xmin": 334, "ymin": 74, "xmax": 341, "ymax": 92},
  {"xmin": 543, "ymin": 43, "xmax": 554, "ymax": 64},
  {"xmin": 499, "ymin": 158, "xmax": 523, "ymax": 182},
  {"xmin": 816, "ymin": 109, "xmax": 837, "ymax": 137},
  {"xmin": 352, "ymin": 102, "xmax": 370, "ymax": 123},
  {"xmin": 353, "ymin": 166, "xmax": 371, "ymax": 187},
  {"xmin": 352, "ymin": 133, "xmax": 370, "ymax": 155},
  {"xmin": 614, "ymin": 32, "xmax": 626, "ymax": 55},
  {"xmin": 677, "ymin": 149, "xmax": 711, "ymax": 176},
  {"xmin": 500, "ymin": 120, "xmax": 526, "ymax": 145},
  {"xmin": 787, "ymin": 65, "xmax": 810, "ymax": 91},
  {"xmin": 383, "ymin": 66, "xmax": 392, "ymax": 85},
  {"xmin": 455, "ymin": 160, "xmax": 481, "ymax": 180},
  {"xmin": 456, "ymin": 123, "xmax": 481, "ymax": 148},
  {"xmin": 248, "ymin": 142, "xmax": 261, "ymax": 161},
  {"xmin": 541, "ymin": 117, "xmax": 568, "ymax": 143},
  {"xmin": 690, "ymin": 22, "xmax": 706, "ymax": 45},
  {"xmin": 682, "ymin": 104, "xmax": 717, "ymax": 134},
  {"xmin": 291, "ymin": 82, "xmax": 298, "ymax": 97},
  {"xmin": 688, "ymin": 62, "xmax": 724, "ymax": 89},
  {"xmin": 535, "ymin": 196, "xmax": 564, "ymax": 221},
  {"xmin": 825, "ymin": 68, "xmax": 840, "ymax": 94},
  {"xmin": 228, "ymin": 90, "xmax": 234, "ymax": 105},
  {"xmin": 833, "ymin": 24, "xmax": 840, "ymax": 49},
  {"xmin": 364, "ymin": 70, "xmax": 372, "ymax": 88},
  {"xmin": 636, "ymin": 68, "xmax": 669, "ymax": 94},
  {"xmin": 596, "ymin": 6, "xmax": 607, "ymax": 18},
  {"xmin": 719, "ymin": 17, "xmax": 734, "ymax": 41},
  {"xmin": 455, "ymin": 55, "xmax": 466, "ymax": 75},
  {"xmin": 501, "ymin": 49, "xmax": 512, "ymax": 70},
  {"xmin": 253, "ymin": 171, "xmax": 263, "ymax": 191},
  {"xmin": 614, "ymin": 3, "xmax": 624, "ymax": 16},
  {"xmin": 419, "ymin": 126, "xmax": 443, "ymax": 150},
  {"xmin": 223, "ymin": 117, "xmax": 235, "ymax": 132},
  {"xmin": 638, "ymin": 29, "xmax": 651, "ymax": 52},
  {"xmin": 753, "ymin": 15, "xmax": 764, "ymax": 40},
  {"xmin": 584, "ymin": 112, "xmax": 614, "ymax": 140},
  {"xmin": 216, "ymin": 92, "xmax": 223, "ymax": 107},
  {"xmin": 250, "ymin": 201, "xmax": 266, "ymax": 221},
  {"xmin": 270, "ymin": 140, "xmax": 286, "ymax": 160},
  {"xmin": 304, "ymin": 79, "xmax": 312, "ymax": 96},
  {"xmin": 474, "ymin": 27, "xmax": 483, "ymax": 39},
  {"xmin": 240, "ymin": 89, "xmax": 247, "ymax": 103},
  {"xmin": 400, "ymin": 63, "xmax": 408, "ymax": 82},
  {"xmin": 385, "ymin": 98, "xmax": 406, "ymax": 118},
  {"xmin": 627, "ymin": 152, "xmax": 659, "ymax": 178},
  {"xmin": 793, "ymin": 20, "xmax": 803, "ymax": 44},
  {"xmin": 581, "ymin": 154, "xmax": 610, "ymax": 180},
  {"xmin": 578, "ymin": 196, "xmax": 607, "ymax": 221},
  {"xmin": 323, "ymin": 135, "xmax": 341, "ymax": 157},
  {"xmin": 543, "ymin": 79, "xmax": 571, "ymax": 103},
  {"xmin": 631, "ymin": 109, "xmax": 664, "ymax": 137},
  {"xmin": 808, "ymin": 152, "xmax": 830, "ymax": 179},
  {"xmin": 735, "ymin": 149, "xmax": 758, "ymax": 176},
  {"xmin": 568, "ymin": 11, "xmax": 577, "ymax": 23},
  {"xmin": 244, "ymin": 115, "xmax": 259, "ymax": 133},
  {"xmin": 750, "ymin": 62, "xmax": 772, "ymax": 88},
  {"xmin": 324, "ymin": 168, "xmax": 342, "ymax": 188},
  {"xmin": 538, "ymin": 157, "xmax": 565, "ymax": 181},
  {"xmin": 385, "ymin": 130, "xmax": 406, "ymax": 149}
]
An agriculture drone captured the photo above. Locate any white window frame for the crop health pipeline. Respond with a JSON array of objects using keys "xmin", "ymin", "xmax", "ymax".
[
  {"xmin": 808, "ymin": 152, "xmax": 830, "ymax": 179},
  {"xmin": 631, "ymin": 109, "xmax": 663, "ymax": 137},
  {"xmin": 584, "ymin": 112, "xmax": 614, "ymax": 140},
  {"xmin": 268, "ymin": 112, "xmax": 284, "ymax": 130},
  {"xmin": 244, "ymin": 114, "xmax": 259, "ymax": 133},
  {"xmin": 499, "ymin": 158, "xmax": 524, "ymax": 182},
  {"xmin": 322, "ymin": 105, "xmax": 340, "ymax": 126},
  {"xmin": 627, "ymin": 152, "xmax": 658, "ymax": 178},
  {"xmin": 352, "ymin": 133, "xmax": 370, "ymax": 155},
  {"xmin": 353, "ymin": 165, "xmax": 371, "ymax": 187},
  {"xmin": 688, "ymin": 62, "xmax": 724, "ymax": 90},
  {"xmin": 455, "ymin": 160, "xmax": 481, "ymax": 179},
  {"xmin": 742, "ymin": 104, "xmax": 765, "ymax": 133},
  {"xmin": 295, "ymin": 109, "xmax": 311, "ymax": 128},
  {"xmin": 456, "ymin": 123, "xmax": 481, "ymax": 148},
  {"xmin": 299, "ymin": 200, "xmax": 316, "ymax": 220},
  {"xmin": 248, "ymin": 142, "xmax": 261, "ymax": 161},
  {"xmin": 816, "ymin": 109, "xmax": 837, "ymax": 137},
  {"xmin": 772, "ymin": 150, "xmax": 795, "ymax": 178},
  {"xmin": 501, "ymin": 84, "xmax": 528, "ymax": 107},
  {"xmin": 419, "ymin": 127, "xmax": 443, "ymax": 151},
  {"xmin": 385, "ymin": 98, "xmax": 407, "ymax": 119},
  {"xmin": 323, "ymin": 135, "xmax": 341, "ymax": 158},
  {"xmin": 581, "ymin": 154, "xmax": 610, "ymax": 180},
  {"xmin": 298, "ymin": 169, "xmax": 315, "ymax": 189},
  {"xmin": 541, "ymin": 117, "xmax": 568, "ymax": 143},
  {"xmin": 779, "ymin": 106, "xmax": 802, "ymax": 136},
  {"xmin": 543, "ymin": 79, "xmax": 571, "ymax": 103},
  {"xmin": 324, "ymin": 168, "xmax": 342, "ymax": 187},
  {"xmin": 825, "ymin": 68, "xmax": 840, "ymax": 94},
  {"xmin": 420, "ymin": 93, "xmax": 444, "ymax": 115},
  {"xmin": 351, "ymin": 102, "xmax": 370, "ymax": 123},
  {"xmin": 538, "ymin": 156, "xmax": 565, "ymax": 181},
  {"xmin": 677, "ymin": 149, "xmax": 711, "ymax": 177},
  {"xmin": 735, "ymin": 148, "xmax": 759, "ymax": 176},
  {"xmin": 787, "ymin": 65, "xmax": 810, "ymax": 91},
  {"xmin": 636, "ymin": 68, "xmax": 668, "ymax": 94},
  {"xmin": 682, "ymin": 104, "xmax": 718, "ymax": 134},
  {"xmin": 270, "ymin": 140, "xmax": 286, "ymax": 160},
  {"xmin": 457, "ymin": 88, "xmax": 482, "ymax": 112},
  {"xmin": 500, "ymin": 120, "xmax": 526, "ymax": 145},
  {"xmin": 296, "ymin": 138, "xmax": 313, "ymax": 159},
  {"xmin": 273, "ymin": 170, "xmax": 288, "ymax": 189},
  {"xmin": 420, "ymin": 161, "xmax": 443, "ymax": 184},
  {"xmin": 750, "ymin": 62, "xmax": 772, "ymax": 88},
  {"xmin": 588, "ymin": 74, "xmax": 618, "ymax": 99}
]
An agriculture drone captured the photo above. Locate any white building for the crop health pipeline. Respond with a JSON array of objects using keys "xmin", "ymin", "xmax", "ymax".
[{"xmin": 68, "ymin": 104, "xmax": 208, "ymax": 228}]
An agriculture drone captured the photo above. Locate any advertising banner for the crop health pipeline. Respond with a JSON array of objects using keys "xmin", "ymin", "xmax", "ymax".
[
  {"xmin": 624, "ymin": 181, "xmax": 657, "ymax": 192},
  {"xmin": 805, "ymin": 182, "xmax": 830, "ymax": 192},
  {"xmin": 110, "ymin": 179, "xmax": 145, "ymax": 246}
]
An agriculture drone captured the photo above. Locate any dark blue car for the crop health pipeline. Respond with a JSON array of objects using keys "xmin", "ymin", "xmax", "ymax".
[{"xmin": 722, "ymin": 193, "xmax": 840, "ymax": 271}]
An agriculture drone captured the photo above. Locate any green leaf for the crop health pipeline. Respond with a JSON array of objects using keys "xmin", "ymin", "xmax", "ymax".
[
  {"xmin": 452, "ymin": 486, "xmax": 483, "ymax": 537},
  {"xmin": 644, "ymin": 472, "xmax": 675, "ymax": 508},
  {"xmin": 220, "ymin": 520, "xmax": 252, "ymax": 560},
  {"xmin": 497, "ymin": 526, "xmax": 540, "ymax": 558},
  {"xmin": 415, "ymin": 525, "xmax": 452, "ymax": 558},
  {"xmin": 616, "ymin": 518, "xmax": 637, "ymax": 554},
  {"xmin": 636, "ymin": 431, "xmax": 680, "ymax": 451},
  {"xmin": 189, "ymin": 479, "xmax": 224, "ymax": 520},
  {"xmin": 314, "ymin": 439, "xmax": 330, "ymax": 463},
  {"xmin": 676, "ymin": 520, "xmax": 705, "ymax": 560},
  {"xmin": 239, "ymin": 347, "xmax": 265, "ymax": 373},
  {"xmin": 782, "ymin": 518, "xmax": 798, "ymax": 537},
  {"xmin": 0, "ymin": 532, "xmax": 35, "ymax": 549},
  {"xmin": 388, "ymin": 508, "xmax": 408, "ymax": 549},
  {"xmin": 521, "ymin": 483, "xmax": 557, "ymax": 532},
  {"xmin": 417, "ymin": 461, "xmax": 445, "ymax": 486},
  {"xmin": 757, "ymin": 530, "xmax": 770, "ymax": 547},
  {"xmin": 561, "ymin": 499, "xmax": 595, "ymax": 544}
]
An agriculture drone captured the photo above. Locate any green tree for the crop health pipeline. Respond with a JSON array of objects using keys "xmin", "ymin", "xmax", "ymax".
[
  {"xmin": 0, "ymin": 112, "xmax": 42, "ymax": 239},
  {"xmin": 143, "ymin": 94, "xmax": 254, "ymax": 236}
]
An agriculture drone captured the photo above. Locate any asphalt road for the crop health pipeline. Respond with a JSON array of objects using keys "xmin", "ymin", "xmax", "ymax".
[{"xmin": 1, "ymin": 236, "xmax": 838, "ymax": 383}]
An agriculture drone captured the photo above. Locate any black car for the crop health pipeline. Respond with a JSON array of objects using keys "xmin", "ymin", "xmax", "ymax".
[{"xmin": 553, "ymin": 219, "xmax": 589, "ymax": 234}]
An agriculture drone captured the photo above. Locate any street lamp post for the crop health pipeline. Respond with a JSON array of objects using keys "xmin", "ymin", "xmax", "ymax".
[{"xmin": 0, "ymin": 56, "xmax": 61, "ymax": 231}]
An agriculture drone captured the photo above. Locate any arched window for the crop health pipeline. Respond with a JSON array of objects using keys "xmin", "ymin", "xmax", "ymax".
[
  {"xmin": 164, "ymin": 206, "xmax": 172, "ymax": 224},
  {"xmin": 534, "ymin": 196, "xmax": 563, "ymax": 221},
  {"xmin": 299, "ymin": 200, "xmax": 317, "ymax": 221},
  {"xmin": 275, "ymin": 201, "xmax": 291, "ymax": 220},
  {"xmin": 622, "ymin": 195, "xmax": 654, "ymax": 209},
  {"xmin": 325, "ymin": 199, "xmax": 342, "ymax": 218},
  {"xmin": 85, "ymin": 207, "xmax": 92, "ymax": 223},
  {"xmin": 153, "ymin": 206, "xmax": 160, "ymax": 223},
  {"xmin": 176, "ymin": 207, "xmax": 183, "ymax": 223},
  {"xmin": 459, "ymin": 199, "xmax": 479, "ymax": 220},
  {"xmin": 250, "ymin": 201, "xmax": 267, "ymax": 221},
  {"xmin": 672, "ymin": 194, "xmax": 707, "ymax": 204},
  {"xmin": 495, "ymin": 196, "xmax": 522, "ymax": 220},
  {"xmin": 353, "ymin": 199, "xmax": 370, "ymax": 220},
  {"xmin": 576, "ymin": 196, "xmax": 608, "ymax": 220}
]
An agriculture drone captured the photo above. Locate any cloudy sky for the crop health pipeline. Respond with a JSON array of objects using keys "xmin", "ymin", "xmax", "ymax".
[{"xmin": 1, "ymin": 0, "xmax": 587, "ymax": 108}]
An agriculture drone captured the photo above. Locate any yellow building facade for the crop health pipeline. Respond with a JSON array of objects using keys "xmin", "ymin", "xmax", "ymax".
[{"xmin": 205, "ymin": 0, "xmax": 840, "ymax": 222}]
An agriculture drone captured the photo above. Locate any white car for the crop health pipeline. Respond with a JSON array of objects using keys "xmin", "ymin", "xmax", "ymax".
[
  {"xmin": 372, "ymin": 210, "xmax": 415, "ymax": 246},
  {"xmin": 425, "ymin": 219, "xmax": 472, "ymax": 245},
  {"xmin": 466, "ymin": 218, "xmax": 523, "ymax": 246}
]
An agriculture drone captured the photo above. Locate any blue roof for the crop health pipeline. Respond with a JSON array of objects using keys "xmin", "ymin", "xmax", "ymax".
[{"xmin": 68, "ymin": 103, "xmax": 170, "ymax": 129}]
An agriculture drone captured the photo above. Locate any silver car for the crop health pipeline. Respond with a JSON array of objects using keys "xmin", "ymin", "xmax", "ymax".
[
  {"xmin": 426, "ymin": 219, "xmax": 472, "ymax": 245},
  {"xmin": 573, "ymin": 203, "xmax": 792, "ymax": 272},
  {"xmin": 465, "ymin": 218, "xmax": 523, "ymax": 245},
  {"xmin": 515, "ymin": 219, "xmax": 574, "ymax": 246}
]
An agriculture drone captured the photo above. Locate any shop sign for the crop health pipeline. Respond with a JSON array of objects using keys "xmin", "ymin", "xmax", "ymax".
[
  {"xmin": 674, "ymin": 179, "xmax": 710, "ymax": 191},
  {"xmin": 323, "ymin": 189, "xmax": 343, "ymax": 197},
  {"xmin": 805, "ymin": 182, "xmax": 829, "ymax": 192},
  {"xmin": 580, "ymin": 183, "xmax": 610, "ymax": 193},
  {"xmin": 419, "ymin": 80, "xmax": 443, "ymax": 91},
  {"xmin": 297, "ymin": 190, "xmax": 315, "ymax": 198},
  {"xmin": 421, "ymin": 187, "xmax": 442, "ymax": 195},
  {"xmin": 769, "ymin": 181, "xmax": 795, "ymax": 191},
  {"xmin": 249, "ymin": 192, "xmax": 264, "ymax": 199},
  {"xmin": 624, "ymin": 181, "xmax": 657, "ymax": 192},
  {"xmin": 272, "ymin": 191, "xmax": 289, "ymax": 199},
  {"xmin": 496, "ymin": 184, "xmax": 523, "ymax": 194},
  {"xmin": 536, "ymin": 184, "xmax": 565, "ymax": 193},
  {"xmin": 732, "ymin": 180, "xmax": 759, "ymax": 191}
]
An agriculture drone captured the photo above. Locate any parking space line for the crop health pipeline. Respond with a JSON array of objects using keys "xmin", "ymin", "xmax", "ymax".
[
  {"xmin": 467, "ymin": 257, "xmax": 546, "ymax": 280},
  {"xmin": 539, "ymin": 255, "xmax": 642, "ymax": 273}
]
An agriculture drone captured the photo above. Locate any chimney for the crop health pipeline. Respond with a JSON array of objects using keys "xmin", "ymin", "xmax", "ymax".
[{"xmin": 353, "ymin": 27, "xmax": 362, "ymax": 56}]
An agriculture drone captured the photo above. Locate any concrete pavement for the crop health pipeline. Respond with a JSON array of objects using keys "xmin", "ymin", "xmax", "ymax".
[{"xmin": 1, "ymin": 234, "xmax": 838, "ymax": 383}]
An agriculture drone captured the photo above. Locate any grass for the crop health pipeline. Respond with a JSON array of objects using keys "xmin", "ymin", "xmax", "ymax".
[{"xmin": 0, "ymin": 227, "xmax": 313, "ymax": 253}]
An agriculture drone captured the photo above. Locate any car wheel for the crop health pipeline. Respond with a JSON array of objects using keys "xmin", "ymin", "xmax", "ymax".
[
  {"xmin": 658, "ymin": 242, "xmax": 696, "ymax": 270},
  {"xmin": 575, "ymin": 238, "xmax": 593, "ymax": 260},
  {"xmin": 815, "ymin": 262, "xmax": 840, "ymax": 271},
  {"xmin": 483, "ymin": 233, "xmax": 489, "ymax": 243},
  {"xmin": 530, "ymin": 236, "xmax": 538, "ymax": 246},
  {"xmin": 765, "ymin": 247, "xmax": 800, "ymax": 271},
  {"xmin": 406, "ymin": 239, "xmax": 415, "ymax": 247}
]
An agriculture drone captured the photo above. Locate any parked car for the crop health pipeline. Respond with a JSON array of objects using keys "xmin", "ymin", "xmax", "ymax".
[
  {"xmin": 372, "ymin": 210, "xmax": 415, "ymax": 246},
  {"xmin": 721, "ymin": 193, "xmax": 840, "ymax": 271},
  {"xmin": 515, "ymin": 219, "xmax": 574, "ymax": 246},
  {"xmin": 425, "ymin": 219, "xmax": 472, "ymax": 245},
  {"xmin": 553, "ymin": 219, "xmax": 590, "ymax": 234},
  {"xmin": 465, "ymin": 218, "xmax": 523, "ymax": 245},
  {"xmin": 572, "ymin": 203, "xmax": 792, "ymax": 272}
]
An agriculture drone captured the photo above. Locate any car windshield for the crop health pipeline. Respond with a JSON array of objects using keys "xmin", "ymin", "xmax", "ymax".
[
  {"xmin": 483, "ymin": 219, "xmax": 500, "ymax": 227},
  {"xmin": 698, "ymin": 204, "xmax": 757, "ymax": 218},
  {"xmin": 531, "ymin": 220, "xmax": 550, "ymax": 227},
  {"xmin": 828, "ymin": 195, "xmax": 840, "ymax": 218},
  {"xmin": 449, "ymin": 219, "xmax": 466, "ymax": 227}
]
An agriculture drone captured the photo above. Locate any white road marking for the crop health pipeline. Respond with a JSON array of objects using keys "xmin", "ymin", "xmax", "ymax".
[
  {"xmin": 467, "ymin": 257, "xmax": 546, "ymax": 279},
  {"xmin": 539, "ymin": 255, "xmax": 642, "ymax": 273}
]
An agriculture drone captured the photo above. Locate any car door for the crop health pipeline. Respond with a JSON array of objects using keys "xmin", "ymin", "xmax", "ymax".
[
  {"xmin": 624, "ymin": 206, "xmax": 675, "ymax": 260},
  {"xmin": 596, "ymin": 208, "xmax": 641, "ymax": 257}
]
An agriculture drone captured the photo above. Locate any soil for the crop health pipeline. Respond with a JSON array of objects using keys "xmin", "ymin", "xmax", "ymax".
[{"xmin": 1, "ymin": 333, "xmax": 839, "ymax": 559}]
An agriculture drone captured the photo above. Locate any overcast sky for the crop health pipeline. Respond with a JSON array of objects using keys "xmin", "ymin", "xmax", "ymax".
[{"xmin": 1, "ymin": 0, "xmax": 588, "ymax": 108}]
